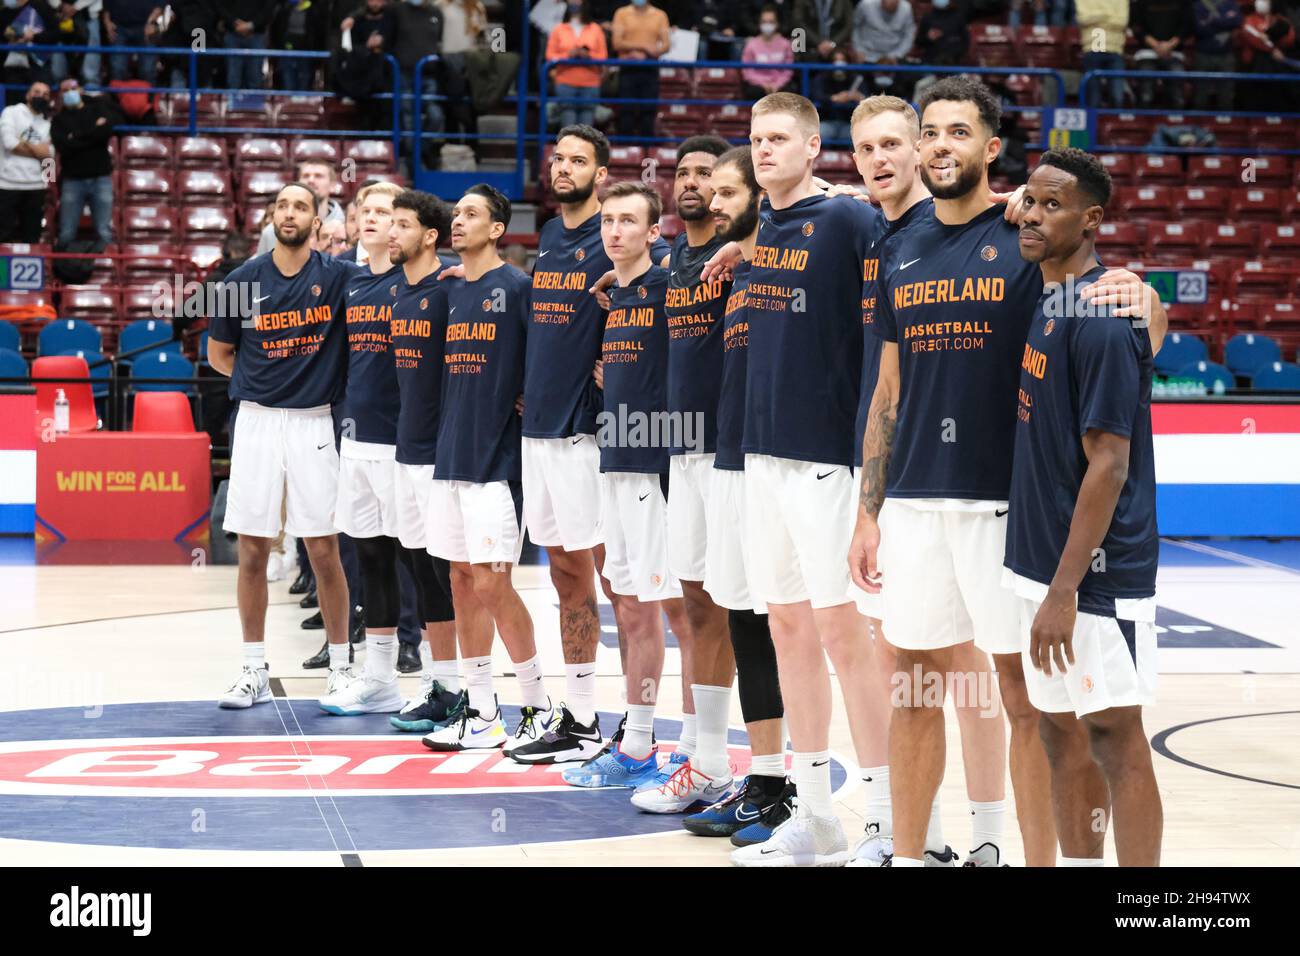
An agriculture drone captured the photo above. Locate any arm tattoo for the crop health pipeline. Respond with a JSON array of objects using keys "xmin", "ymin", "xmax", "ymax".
[{"xmin": 859, "ymin": 395, "xmax": 897, "ymax": 517}]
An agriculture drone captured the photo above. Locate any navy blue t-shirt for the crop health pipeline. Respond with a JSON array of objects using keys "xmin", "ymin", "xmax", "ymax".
[
  {"xmin": 209, "ymin": 250, "xmax": 356, "ymax": 408},
  {"xmin": 599, "ymin": 264, "xmax": 671, "ymax": 474},
  {"xmin": 666, "ymin": 231, "xmax": 728, "ymax": 456},
  {"xmin": 340, "ymin": 263, "xmax": 401, "ymax": 445},
  {"xmin": 855, "ymin": 197, "xmax": 933, "ymax": 467},
  {"xmin": 715, "ymin": 261, "xmax": 752, "ymax": 471},
  {"xmin": 390, "ymin": 266, "xmax": 451, "ymax": 466},
  {"xmin": 874, "ymin": 204, "xmax": 1044, "ymax": 499},
  {"xmin": 436, "ymin": 263, "xmax": 531, "ymax": 483},
  {"xmin": 1005, "ymin": 265, "xmax": 1159, "ymax": 605},
  {"xmin": 524, "ymin": 212, "xmax": 670, "ymax": 439},
  {"xmin": 744, "ymin": 193, "xmax": 886, "ymax": 466}
]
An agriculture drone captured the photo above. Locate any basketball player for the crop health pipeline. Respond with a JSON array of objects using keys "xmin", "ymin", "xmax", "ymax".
[
  {"xmin": 422, "ymin": 184, "xmax": 558, "ymax": 753},
  {"xmin": 380, "ymin": 190, "xmax": 464, "ymax": 741},
  {"xmin": 851, "ymin": 77, "xmax": 1167, "ymax": 867},
  {"xmin": 1008, "ymin": 148, "xmax": 1162, "ymax": 866},
  {"xmin": 316, "ymin": 181, "xmax": 462, "ymax": 721},
  {"xmin": 210, "ymin": 182, "xmax": 356, "ymax": 707},
  {"xmin": 683, "ymin": 146, "xmax": 795, "ymax": 843},
  {"xmin": 515, "ymin": 126, "xmax": 671, "ymax": 763}
]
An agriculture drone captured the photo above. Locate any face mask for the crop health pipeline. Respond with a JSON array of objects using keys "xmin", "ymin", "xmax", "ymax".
[
  {"xmin": 760, "ymin": 22, "xmax": 776, "ymax": 35},
  {"xmin": 567, "ymin": 3, "xmax": 581, "ymax": 16},
  {"xmin": 632, "ymin": 0, "xmax": 647, "ymax": 7},
  {"xmin": 933, "ymin": 0, "xmax": 949, "ymax": 8},
  {"xmin": 1256, "ymin": 1, "xmax": 1270, "ymax": 14},
  {"xmin": 2, "ymin": 0, "xmax": 18, "ymax": 10},
  {"xmin": 29, "ymin": 96, "xmax": 50, "ymax": 115},
  {"xmin": 62, "ymin": 90, "xmax": 81, "ymax": 108},
  {"xmin": 407, "ymin": 0, "xmax": 424, "ymax": 6}
]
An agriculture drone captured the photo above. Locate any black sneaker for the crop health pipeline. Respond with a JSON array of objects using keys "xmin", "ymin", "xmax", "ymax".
[
  {"xmin": 729, "ymin": 778, "xmax": 797, "ymax": 847},
  {"xmin": 509, "ymin": 705, "xmax": 603, "ymax": 765},
  {"xmin": 390, "ymin": 683, "xmax": 465, "ymax": 733}
]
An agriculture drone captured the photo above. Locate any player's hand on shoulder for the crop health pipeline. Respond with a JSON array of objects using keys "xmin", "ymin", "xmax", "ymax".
[
  {"xmin": 589, "ymin": 268, "xmax": 615, "ymax": 310},
  {"xmin": 994, "ymin": 184, "xmax": 1027, "ymax": 224},
  {"xmin": 592, "ymin": 360, "xmax": 604, "ymax": 390},
  {"xmin": 701, "ymin": 241, "xmax": 743, "ymax": 283},
  {"xmin": 1078, "ymin": 268, "xmax": 1157, "ymax": 320},
  {"xmin": 438, "ymin": 263, "xmax": 466, "ymax": 281}
]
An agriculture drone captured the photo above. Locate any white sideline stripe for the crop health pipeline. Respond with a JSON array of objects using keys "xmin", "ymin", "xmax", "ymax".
[{"xmin": 1154, "ymin": 434, "xmax": 1300, "ymax": 484}]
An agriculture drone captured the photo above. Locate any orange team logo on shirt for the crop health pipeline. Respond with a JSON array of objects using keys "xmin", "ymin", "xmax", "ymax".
[
  {"xmin": 420, "ymin": 297, "xmax": 429, "ymax": 310},
  {"xmin": 312, "ymin": 284, "xmax": 322, "ymax": 296},
  {"xmin": 980, "ymin": 245, "xmax": 998, "ymax": 261},
  {"xmin": 391, "ymin": 284, "xmax": 399, "ymax": 296},
  {"xmin": 575, "ymin": 248, "xmax": 586, "ymax": 262},
  {"xmin": 1082, "ymin": 675, "xmax": 1094, "ymax": 693},
  {"xmin": 802, "ymin": 222, "xmax": 814, "ymax": 237},
  {"xmin": 481, "ymin": 298, "xmax": 492, "ymax": 311},
  {"xmin": 638, "ymin": 286, "xmax": 647, "ymax": 299},
  {"xmin": 1044, "ymin": 318, "xmax": 1056, "ymax": 336}
]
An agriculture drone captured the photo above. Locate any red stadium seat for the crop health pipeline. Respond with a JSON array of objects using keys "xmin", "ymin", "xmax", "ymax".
[
  {"xmin": 242, "ymin": 202, "xmax": 270, "ymax": 236},
  {"xmin": 1258, "ymin": 224, "xmax": 1300, "ymax": 263},
  {"xmin": 1145, "ymin": 221, "xmax": 1204, "ymax": 261},
  {"xmin": 1233, "ymin": 262, "xmax": 1295, "ymax": 301},
  {"xmin": 658, "ymin": 103, "xmax": 711, "ymax": 137},
  {"xmin": 181, "ymin": 205, "xmax": 235, "ymax": 241},
  {"xmin": 657, "ymin": 67, "xmax": 694, "ymax": 98},
  {"xmin": 121, "ymin": 205, "xmax": 177, "ymax": 242},
  {"xmin": 1115, "ymin": 184, "xmax": 1175, "ymax": 219},
  {"xmin": 122, "ymin": 168, "xmax": 174, "ymax": 203},
  {"xmin": 290, "ymin": 138, "xmax": 341, "ymax": 166},
  {"xmin": 120, "ymin": 243, "xmax": 182, "ymax": 284},
  {"xmin": 711, "ymin": 104, "xmax": 749, "ymax": 138},
  {"xmin": 119, "ymin": 135, "xmax": 172, "ymax": 169},
  {"xmin": 235, "ymin": 138, "xmax": 289, "ymax": 172},
  {"xmin": 971, "ymin": 24, "xmax": 1019, "ymax": 66},
  {"xmin": 1176, "ymin": 186, "xmax": 1229, "ymax": 221},
  {"xmin": 696, "ymin": 68, "xmax": 742, "ymax": 98},
  {"xmin": 160, "ymin": 93, "xmax": 224, "ymax": 124},
  {"xmin": 1250, "ymin": 115, "xmax": 1293, "ymax": 151},
  {"xmin": 226, "ymin": 96, "xmax": 275, "ymax": 129},
  {"xmin": 177, "ymin": 168, "xmax": 233, "ymax": 205},
  {"xmin": 59, "ymin": 286, "xmax": 119, "ymax": 323},
  {"xmin": 1133, "ymin": 154, "xmax": 1184, "ymax": 185},
  {"xmin": 343, "ymin": 140, "xmax": 395, "ymax": 169},
  {"xmin": 1203, "ymin": 114, "xmax": 1252, "ymax": 150},
  {"xmin": 132, "ymin": 391, "xmax": 195, "ymax": 433},
  {"xmin": 1228, "ymin": 187, "xmax": 1286, "ymax": 223},
  {"xmin": 606, "ymin": 146, "xmax": 645, "ymax": 176},
  {"xmin": 181, "ymin": 243, "xmax": 224, "ymax": 274},
  {"xmin": 1098, "ymin": 153, "xmax": 1134, "ymax": 185},
  {"xmin": 240, "ymin": 170, "xmax": 289, "ymax": 205},
  {"xmin": 1246, "ymin": 156, "xmax": 1292, "ymax": 185},
  {"xmin": 32, "ymin": 355, "xmax": 98, "ymax": 433},
  {"xmin": 175, "ymin": 136, "xmax": 226, "ymax": 169},
  {"xmin": 1260, "ymin": 300, "xmax": 1300, "ymax": 360},
  {"xmin": 1096, "ymin": 113, "xmax": 1155, "ymax": 147},
  {"xmin": 1187, "ymin": 154, "xmax": 1240, "ymax": 186},
  {"xmin": 123, "ymin": 285, "xmax": 168, "ymax": 321},
  {"xmin": 1018, "ymin": 25, "xmax": 1066, "ymax": 69},
  {"xmin": 1096, "ymin": 221, "xmax": 1145, "ymax": 260},
  {"xmin": 659, "ymin": 214, "xmax": 685, "ymax": 240},
  {"xmin": 1204, "ymin": 223, "xmax": 1258, "ymax": 258}
]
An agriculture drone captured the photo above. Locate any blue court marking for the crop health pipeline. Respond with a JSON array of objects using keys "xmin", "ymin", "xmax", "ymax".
[
  {"xmin": 1160, "ymin": 538, "xmax": 1300, "ymax": 573},
  {"xmin": 1155, "ymin": 606, "xmax": 1278, "ymax": 650},
  {"xmin": 0, "ymin": 701, "xmax": 844, "ymax": 852}
]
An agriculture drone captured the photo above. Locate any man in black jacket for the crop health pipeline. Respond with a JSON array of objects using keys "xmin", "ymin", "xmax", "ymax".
[
  {"xmin": 51, "ymin": 78, "xmax": 118, "ymax": 246},
  {"xmin": 1133, "ymin": 0, "xmax": 1193, "ymax": 108},
  {"xmin": 103, "ymin": 0, "xmax": 160, "ymax": 82},
  {"xmin": 2, "ymin": 1, "xmax": 57, "ymax": 105},
  {"xmin": 392, "ymin": 0, "xmax": 445, "ymax": 165},
  {"xmin": 270, "ymin": 0, "xmax": 331, "ymax": 91},
  {"xmin": 219, "ymin": 0, "xmax": 272, "ymax": 92}
]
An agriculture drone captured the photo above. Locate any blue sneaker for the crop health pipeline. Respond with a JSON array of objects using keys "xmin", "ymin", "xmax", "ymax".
[
  {"xmin": 633, "ymin": 750, "xmax": 688, "ymax": 791},
  {"xmin": 561, "ymin": 744, "xmax": 660, "ymax": 788},
  {"xmin": 730, "ymin": 779, "xmax": 797, "ymax": 847},
  {"xmin": 682, "ymin": 776, "xmax": 762, "ymax": 836},
  {"xmin": 390, "ymin": 684, "xmax": 465, "ymax": 733}
]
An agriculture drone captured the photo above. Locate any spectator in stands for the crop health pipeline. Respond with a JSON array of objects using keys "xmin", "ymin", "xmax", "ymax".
[
  {"xmin": 1131, "ymin": 0, "xmax": 1191, "ymax": 108},
  {"xmin": 270, "ymin": 0, "xmax": 330, "ymax": 91},
  {"xmin": 437, "ymin": 0, "xmax": 486, "ymax": 153},
  {"xmin": 813, "ymin": 49, "xmax": 863, "ymax": 142},
  {"xmin": 344, "ymin": 197, "xmax": 359, "ymax": 243},
  {"xmin": 313, "ymin": 217, "xmax": 349, "ymax": 254},
  {"xmin": 1189, "ymin": 0, "xmax": 1242, "ymax": 110},
  {"xmin": 1241, "ymin": 0, "xmax": 1297, "ymax": 112},
  {"xmin": 47, "ymin": 2, "xmax": 104, "ymax": 87},
  {"xmin": 851, "ymin": 0, "xmax": 916, "ymax": 96},
  {"xmin": 3, "ymin": 0, "xmax": 55, "ymax": 106},
  {"xmin": 45, "ymin": 2, "xmax": 91, "ymax": 85},
  {"xmin": 393, "ymin": 0, "xmax": 446, "ymax": 170},
  {"xmin": 102, "ymin": 0, "xmax": 159, "ymax": 83},
  {"xmin": 689, "ymin": 0, "xmax": 743, "ymax": 60},
  {"xmin": 612, "ymin": 0, "xmax": 670, "ymax": 141},
  {"xmin": 218, "ymin": 1, "xmax": 271, "ymax": 93},
  {"xmin": 206, "ymin": 232, "xmax": 251, "ymax": 282},
  {"xmin": 547, "ymin": 1, "xmax": 607, "ymax": 129},
  {"xmin": 1008, "ymin": 0, "xmax": 1075, "ymax": 28},
  {"xmin": 503, "ymin": 242, "xmax": 530, "ymax": 273},
  {"xmin": 51, "ymin": 77, "xmax": 118, "ymax": 246},
  {"xmin": 0, "ymin": 81, "xmax": 52, "ymax": 242},
  {"xmin": 741, "ymin": 5, "xmax": 796, "ymax": 99},
  {"xmin": 256, "ymin": 158, "xmax": 345, "ymax": 252},
  {"xmin": 916, "ymin": 0, "xmax": 970, "ymax": 68},
  {"xmin": 737, "ymin": 0, "xmax": 791, "ymax": 38},
  {"xmin": 337, "ymin": 0, "xmax": 397, "ymax": 128},
  {"xmin": 160, "ymin": 1, "xmax": 222, "ymax": 89},
  {"xmin": 1076, "ymin": 0, "xmax": 1129, "ymax": 107},
  {"xmin": 791, "ymin": 0, "xmax": 853, "ymax": 60}
]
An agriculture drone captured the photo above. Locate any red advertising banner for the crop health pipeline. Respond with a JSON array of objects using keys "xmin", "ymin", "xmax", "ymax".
[{"xmin": 36, "ymin": 433, "xmax": 211, "ymax": 541}]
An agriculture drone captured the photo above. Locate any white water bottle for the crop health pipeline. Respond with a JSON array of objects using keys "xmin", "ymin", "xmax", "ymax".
[{"xmin": 54, "ymin": 388, "xmax": 70, "ymax": 434}]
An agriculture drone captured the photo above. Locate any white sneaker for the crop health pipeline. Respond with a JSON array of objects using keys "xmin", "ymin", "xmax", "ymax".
[
  {"xmin": 319, "ymin": 676, "xmax": 404, "ymax": 715},
  {"xmin": 326, "ymin": 663, "xmax": 358, "ymax": 695},
  {"xmin": 401, "ymin": 672, "xmax": 436, "ymax": 714},
  {"xmin": 266, "ymin": 551, "xmax": 289, "ymax": 582},
  {"xmin": 503, "ymin": 701, "xmax": 556, "ymax": 756},
  {"xmin": 961, "ymin": 842, "xmax": 1006, "ymax": 867},
  {"xmin": 218, "ymin": 664, "xmax": 272, "ymax": 709},
  {"xmin": 630, "ymin": 758, "xmax": 734, "ymax": 814},
  {"xmin": 422, "ymin": 700, "xmax": 508, "ymax": 751},
  {"xmin": 730, "ymin": 798, "xmax": 848, "ymax": 867},
  {"xmin": 846, "ymin": 828, "xmax": 894, "ymax": 867}
]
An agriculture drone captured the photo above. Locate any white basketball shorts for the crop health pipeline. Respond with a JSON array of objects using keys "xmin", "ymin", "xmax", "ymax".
[
  {"xmin": 521, "ymin": 435, "xmax": 602, "ymax": 551},
  {"xmin": 667, "ymin": 452, "xmax": 713, "ymax": 582},
  {"xmin": 600, "ymin": 471, "xmax": 681, "ymax": 602},
  {"xmin": 393, "ymin": 462, "xmax": 435, "ymax": 550},
  {"xmin": 702, "ymin": 466, "xmax": 764, "ymax": 613},
  {"xmin": 333, "ymin": 438, "xmax": 398, "ymax": 539},
  {"xmin": 427, "ymin": 478, "xmax": 524, "ymax": 565}
]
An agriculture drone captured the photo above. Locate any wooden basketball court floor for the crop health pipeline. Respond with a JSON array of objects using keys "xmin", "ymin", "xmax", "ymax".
[{"xmin": 0, "ymin": 536, "xmax": 1296, "ymax": 867}]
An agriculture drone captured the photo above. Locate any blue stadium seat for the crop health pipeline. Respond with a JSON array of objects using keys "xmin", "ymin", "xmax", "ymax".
[
  {"xmin": 1224, "ymin": 333, "xmax": 1283, "ymax": 377},
  {"xmin": 118, "ymin": 319, "xmax": 179, "ymax": 359},
  {"xmin": 0, "ymin": 319, "xmax": 18, "ymax": 352},
  {"xmin": 132, "ymin": 350, "xmax": 195, "ymax": 393},
  {"xmin": 38, "ymin": 319, "xmax": 101, "ymax": 357},
  {"xmin": 1251, "ymin": 361, "xmax": 1300, "ymax": 392},
  {"xmin": 0, "ymin": 346, "xmax": 27, "ymax": 382},
  {"xmin": 1154, "ymin": 332, "xmax": 1208, "ymax": 375},
  {"xmin": 59, "ymin": 349, "xmax": 111, "ymax": 399},
  {"xmin": 1178, "ymin": 360, "xmax": 1235, "ymax": 393}
]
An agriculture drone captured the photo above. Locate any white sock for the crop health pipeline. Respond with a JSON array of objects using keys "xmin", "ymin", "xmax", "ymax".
[
  {"xmin": 364, "ymin": 633, "xmax": 398, "ymax": 683},
  {"xmin": 678, "ymin": 712, "xmax": 697, "ymax": 758},
  {"xmin": 892, "ymin": 856, "xmax": 925, "ymax": 867},
  {"xmin": 464, "ymin": 655, "xmax": 495, "ymax": 714},
  {"xmin": 925, "ymin": 795, "xmax": 946, "ymax": 853},
  {"xmin": 970, "ymin": 799, "xmax": 1005, "ymax": 853},
  {"xmin": 243, "ymin": 642, "xmax": 265, "ymax": 668},
  {"xmin": 564, "ymin": 662, "xmax": 598, "ymax": 725},
  {"xmin": 1061, "ymin": 856, "xmax": 1105, "ymax": 867},
  {"xmin": 327, "ymin": 642, "xmax": 350, "ymax": 670},
  {"xmin": 690, "ymin": 684, "xmax": 731, "ymax": 779},
  {"xmin": 863, "ymin": 765, "xmax": 892, "ymax": 837},
  {"xmin": 623, "ymin": 704, "xmax": 656, "ymax": 759},
  {"xmin": 750, "ymin": 752, "xmax": 785, "ymax": 778},
  {"xmin": 431, "ymin": 658, "xmax": 459, "ymax": 690},
  {"xmin": 792, "ymin": 750, "xmax": 834, "ymax": 818},
  {"xmin": 419, "ymin": 641, "xmax": 433, "ymax": 673},
  {"xmin": 513, "ymin": 654, "xmax": 548, "ymax": 710}
]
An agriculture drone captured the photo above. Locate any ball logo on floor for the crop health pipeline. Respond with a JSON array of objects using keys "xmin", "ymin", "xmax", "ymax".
[{"xmin": 0, "ymin": 701, "xmax": 851, "ymax": 852}]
